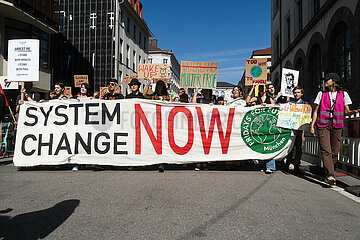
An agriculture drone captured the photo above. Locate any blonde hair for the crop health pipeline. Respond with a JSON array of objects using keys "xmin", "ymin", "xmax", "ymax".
[{"xmin": 104, "ymin": 83, "xmax": 122, "ymax": 95}]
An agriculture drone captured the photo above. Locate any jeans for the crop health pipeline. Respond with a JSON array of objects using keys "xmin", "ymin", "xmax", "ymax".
[{"xmin": 266, "ymin": 159, "xmax": 276, "ymax": 170}]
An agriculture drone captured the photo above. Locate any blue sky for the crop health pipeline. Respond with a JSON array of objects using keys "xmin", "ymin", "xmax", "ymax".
[{"xmin": 141, "ymin": 0, "xmax": 271, "ymax": 85}]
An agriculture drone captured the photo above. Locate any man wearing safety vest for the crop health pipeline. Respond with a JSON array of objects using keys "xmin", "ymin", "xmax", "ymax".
[{"xmin": 310, "ymin": 73, "xmax": 359, "ymax": 186}]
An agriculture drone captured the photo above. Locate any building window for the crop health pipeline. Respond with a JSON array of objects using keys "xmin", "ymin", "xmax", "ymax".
[
  {"xmin": 274, "ymin": 0, "xmax": 280, "ymax": 15},
  {"xmin": 119, "ymin": 39, "xmax": 123, "ymax": 63},
  {"xmin": 148, "ymin": 58, "xmax": 152, "ymax": 64},
  {"xmin": 163, "ymin": 59, "xmax": 168, "ymax": 64},
  {"xmin": 333, "ymin": 23, "xmax": 351, "ymax": 83},
  {"xmin": 314, "ymin": 0, "xmax": 320, "ymax": 16},
  {"xmin": 126, "ymin": 45, "xmax": 130, "ymax": 67},
  {"xmin": 133, "ymin": 50, "xmax": 136, "ymax": 71},
  {"xmin": 139, "ymin": 32, "xmax": 142, "ymax": 46},
  {"xmin": 295, "ymin": 58, "xmax": 304, "ymax": 88},
  {"xmin": 285, "ymin": 15, "xmax": 291, "ymax": 48},
  {"xmin": 309, "ymin": 44, "xmax": 322, "ymax": 96},
  {"xmin": 127, "ymin": 18, "xmax": 130, "ymax": 32},
  {"xmin": 133, "ymin": 25, "xmax": 136, "ymax": 40},
  {"xmin": 275, "ymin": 33, "xmax": 280, "ymax": 61},
  {"xmin": 297, "ymin": 0, "xmax": 303, "ymax": 34},
  {"xmin": 139, "ymin": 55, "xmax": 141, "ymax": 65}
]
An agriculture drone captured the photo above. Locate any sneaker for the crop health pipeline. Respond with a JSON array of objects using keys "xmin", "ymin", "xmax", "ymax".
[
  {"xmin": 252, "ymin": 160, "xmax": 259, "ymax": 165},
  {"xmin": 325, "ymin": 176, "xmax": 336, "ymax": 186},
  {"xmin": 158, "ymin": 164, "xmax": 165, "ymax": 173},
  {"xmin": 265, "ymin": 169, "xmax": 273, "ymax": 174},
  {"xmin": 194, "ymin": 167, "xmax": 200, "ymax": 171},
  {"xmin": 294, "ymin": 167, "xmax": 304, "ymax": 175},
  {"xmin": 72, "ymin": 166, "xmax": 78, "ymax": 171}
]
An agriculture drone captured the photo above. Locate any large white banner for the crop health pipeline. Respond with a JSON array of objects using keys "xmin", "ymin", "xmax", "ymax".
[
  {"xmin": 14, "ymin": 99, "xmax": 294, "ymax": 167},
  {"xmin": 7, "ymin": 39, "xmax": 40, "ymax": 82}
]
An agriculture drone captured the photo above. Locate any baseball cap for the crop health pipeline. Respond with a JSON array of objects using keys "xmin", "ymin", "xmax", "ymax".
[{"xmin": 324, "ymin": 73, "xmax": 340, "ymax": 82}]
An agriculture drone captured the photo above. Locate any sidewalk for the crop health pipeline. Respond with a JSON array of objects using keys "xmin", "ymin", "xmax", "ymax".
[{"xmin": 300, "ymin": 160, "xmax": 360, "ymax": 197}]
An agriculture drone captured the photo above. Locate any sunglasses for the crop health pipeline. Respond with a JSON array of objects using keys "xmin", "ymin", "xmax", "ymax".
[{"xmin": 109, "ymin": 82, "xmax": 116, "ymax": 86}]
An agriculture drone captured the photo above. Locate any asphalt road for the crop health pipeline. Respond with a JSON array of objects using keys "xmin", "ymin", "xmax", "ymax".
[{"xmin": 0, "ymin": 163, "xmax": 359, "ymax": 240}]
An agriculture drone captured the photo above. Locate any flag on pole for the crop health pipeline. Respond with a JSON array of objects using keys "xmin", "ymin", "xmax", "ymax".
[{"xmin": 0, "ymin": 84, "xmax": 10, "ymax": 107}]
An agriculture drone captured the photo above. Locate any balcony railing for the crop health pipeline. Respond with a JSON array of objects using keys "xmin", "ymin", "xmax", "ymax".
[{"xmin": 4, "ymin": 0, "xmax": 60, "ymax": 29}]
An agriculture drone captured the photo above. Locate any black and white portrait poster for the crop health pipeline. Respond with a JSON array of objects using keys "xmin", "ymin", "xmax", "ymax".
[{"xmin": 281, "ymin": 68, "xmax": 299, "ymax": 98}]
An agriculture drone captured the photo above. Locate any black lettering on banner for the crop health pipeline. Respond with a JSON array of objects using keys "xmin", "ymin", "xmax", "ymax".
[
  {"xmin": 69, "ymin": 104, "xmax": 83, "ymax": 125},
  {"xmin": 86, "ymin": 103, "xmax": 99, "ymax": 125},
  {"xmin": 102, "ymin": 103, "xmax": 121, "ymax": 124},
  {"xmin": 22, "ymin": 134, "xmax": 36, "ymax": 156},
  {"xmin": 54, "ymin": 105, "xmax": 69, "ymax": 125},
  {"xmin": 38, "ymin": 134, "xmax": 53, "ymax": 156},
  {"xmin": 40, "ymin": 106, "xmax": 53, "ymax": 126},
  {"xmin": 24, "ymin": 107, "xmax": 38, "ymax": 126},
  {"xmin": 75, "ymin": 132, "xmax": 92, "ymax": 154},
  {"xmin": 94, "ymin": 132, "xmax": 110, "ymax": 154},
  {"xmin": 114, "ymin": 132, "xmax": 128, "ymax": 154},
  {"xmin": 54, "ymin": 133, "xmax": 72, "ymax": 155}
]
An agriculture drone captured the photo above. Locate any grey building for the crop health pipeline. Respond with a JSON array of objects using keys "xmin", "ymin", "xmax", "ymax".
[
  {"xmin": 0, "ymin": 0, "xmax": 59, "ymax": 104},
  {"xmin": 54, "ymin": 0, "xmax": 153, "ymax": 91},
  {"xmin": 271, "ymin": 0, "xmax": 360, "ymax": 107}
]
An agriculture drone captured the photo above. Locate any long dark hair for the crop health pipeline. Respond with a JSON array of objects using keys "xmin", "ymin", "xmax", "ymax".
[
  {"xmin": 80, "ymin": 83, "xmax": 92, "ymax": 97},
  {"xmin": 153, "ymin": 80, "xmax": 168, "ymax": 97}
]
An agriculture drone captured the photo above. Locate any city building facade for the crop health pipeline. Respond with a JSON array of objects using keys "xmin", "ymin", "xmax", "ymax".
[
  {"xmin": 148, "ymin": 39, "xmax": 180, "ymax": 95},
  {"xmin": 214, "ymin": 82, "xmax": 236, "ymax": 103},
  {"xmin": 271, "ymin": 0, "xmax": 360, "ymax": 107},
  {"xmin": 54, "ymin": 0, "xmax": 153, "ymax": 91},
  {"xmin": 0, "ymin": 0, "xmax": 59, "ymax": 102}
]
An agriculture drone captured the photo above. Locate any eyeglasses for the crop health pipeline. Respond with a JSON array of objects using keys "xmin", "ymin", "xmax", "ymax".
[{"xmin": 109, "ymin": 83, "xmax": 116, "ymax": 86}]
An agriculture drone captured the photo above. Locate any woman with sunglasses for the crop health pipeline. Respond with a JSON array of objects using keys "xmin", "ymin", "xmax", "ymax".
[{"xmin": 102, "ymin": 78, "xmax": 124, "ymax": 100}]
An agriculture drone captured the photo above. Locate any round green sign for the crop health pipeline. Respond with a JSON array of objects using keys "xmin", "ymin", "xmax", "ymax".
[
  {"xmin": 241, "ymin": 107, "xmax": 291, "ymax": 154},
  {"xmin": 250, "ymin": 66, "xmax": 262, "ymax": 78}
]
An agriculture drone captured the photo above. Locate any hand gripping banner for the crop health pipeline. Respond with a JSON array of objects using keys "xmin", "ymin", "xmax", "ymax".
[{"xmin": 13, "ymin": 99, "xmax": 294, "ymax": 167}]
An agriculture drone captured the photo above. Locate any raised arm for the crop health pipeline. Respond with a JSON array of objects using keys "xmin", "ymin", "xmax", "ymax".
[{"xmin": 192, "ymin": 86, "xmax": 199, "ymax": 103}]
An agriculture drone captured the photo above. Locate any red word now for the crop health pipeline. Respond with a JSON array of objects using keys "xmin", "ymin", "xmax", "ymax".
[{"xmin": 135, "ymin": 104, "xmax": 235, "ymax": 155}]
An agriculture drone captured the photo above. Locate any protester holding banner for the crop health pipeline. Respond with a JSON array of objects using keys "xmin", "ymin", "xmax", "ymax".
[
  {"xmin": 227, "ymin": 86, "xmax": 246, "ymax": 107},
  {"xmin": 284, "ymin": 86, "xmax": 308, "ymax": 174},
  {"xmin": 310, "ymin": 73, "xmax": 359, "ymax": 186},
  {"xmin": 143, "ymin": 79, "xmax": 171, "ymax": 172},
  {"xmin": 192, "ymin": 87, "xmax": 215, "ymax": 104},
  {"xmin": 143, "ymin": 79, "xmax": 171, "ymax": 101},
  {"xmin": 267, "ymin": 84, "xmax": 287, "ymax": 104},
  {"xmin": 54, "ymin": 82, "xmax": 69, "ymax": 100},
  {"xmin": 125, "ymin": 78, "xmax": 145, "ymax": 99},
  {"xmin": 246, "ymin": 84, "xmax": 275, "ymax": 106},
  {"xmin": 16, "ymin": 82, "xmax": 40, "ymax": 113},
  {"xmin": 77, "ymin": 83, "xmax": 92, "ymax": 99},
  {"xmin": 102, "ymin": 78, "xmax": 124, "ymax": 100},
  {"xmin": 217, "ymin": 96, "xmax": 224, "ymax": 105}
]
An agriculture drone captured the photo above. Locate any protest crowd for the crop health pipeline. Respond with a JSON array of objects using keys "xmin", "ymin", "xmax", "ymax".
[{"xmin": 1, "ymin": 72, "xmax": 359, "ymax": 187}]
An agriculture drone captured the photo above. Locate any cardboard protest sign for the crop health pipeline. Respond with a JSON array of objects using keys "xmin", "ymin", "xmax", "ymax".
[
  {"xmin": 100, "ymin": 87, "xmax": 107, "ymax": 99},
  {"xmin": 14, "ymin": 102, "xmax": 294, "ymax": 167},
  {"xmin": 121, "ymin": 75, "xmax": 138, "ymax": 84},
  {"xmin": 138, "ymin": 64, "xmax": 168, "ymax": 80},
  {"xmin": 64, "ymin": 87, "xmax": 72, "ymax": 98},
  {"xmin": 74, "ymin": 75, "xmax": 89, "ymax": 87},
  {"xmin": 245, "ymin": 58, "xmax": 267, "ymax": 85},
  {"xmin": 277, "ymin": 103, "xmax": 312, "ymax": 130},
  {"xmin": 180, "ymin": 61, "xmax": 218, "ymax": 89},
  {"xmin": 281, "ymin": 68, "xmax": 299, "ymax": 98},
  {"xmin": 7, "ymin": 39, "xmax": 40, "ymax": 82}
]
